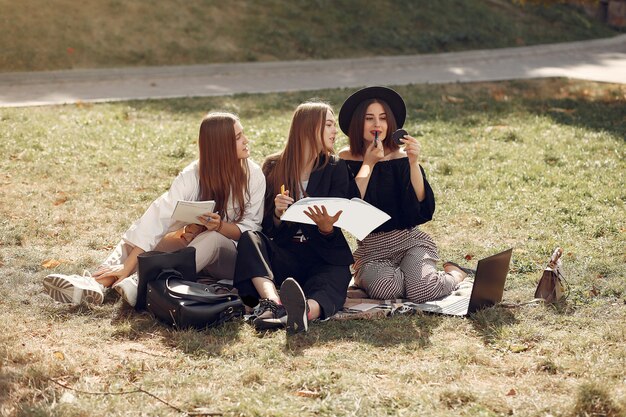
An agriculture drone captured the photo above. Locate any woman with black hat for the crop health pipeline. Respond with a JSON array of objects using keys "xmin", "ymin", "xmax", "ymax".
[{"xmin": 338, "ymin": 86, "xmax": 469, "ymax": 303}]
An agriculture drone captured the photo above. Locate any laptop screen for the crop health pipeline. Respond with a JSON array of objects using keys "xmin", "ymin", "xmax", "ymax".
[{"xmin": 467, "ymin": 248, "xmax": 513, "ymax": 314}]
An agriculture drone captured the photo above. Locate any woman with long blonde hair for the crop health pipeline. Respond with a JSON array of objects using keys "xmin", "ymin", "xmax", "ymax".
[
  {"xmin": 43, "ymin": 112, "xmax": 265, "ymax": 306},
  {"xmin": 233, "ymin": 102, "xmax": 353, "ymax": 333}
]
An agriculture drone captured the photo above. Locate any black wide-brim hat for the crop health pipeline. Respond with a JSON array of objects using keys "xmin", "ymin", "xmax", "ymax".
[{"xmin": 338, "ymin": 86, "xmax": 406, "ymax": 135}]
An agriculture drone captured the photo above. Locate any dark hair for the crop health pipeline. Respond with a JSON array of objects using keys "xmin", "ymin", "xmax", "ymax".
[{"xmin": 347, "ymin": 99, "xmax": 399, "ymax": 157}]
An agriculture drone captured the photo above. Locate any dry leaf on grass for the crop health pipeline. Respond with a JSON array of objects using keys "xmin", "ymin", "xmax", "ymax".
[
  {"xmin": 54, "ymin": 192, "xmax": 68, "ymax": 206},
  {"xmin": 508, "ymin": 344, "xmax": 529, "ymax": 353},
  {"xmin": 296, "ymin": 389, "xmax": 321, "ymax": 398},
  {"xmin": 53, "ymin": 351, "xmax": 65, "ymax": 361},
  {"xmin": 42, "ymin": 259, "xmax": 61, "ymax": 269},
  {"xmin": 506, "ymin": 388, "xmax": 517, "ymax": 396},
  {"xmin": 188, "ymin": 408, "xmax": 223, "ymax": 416},
  {"xmin": 484, "ymin": 125, "xmax": 510, "ymax": 133},
  {"xmin": 59, "ymin": 392, "xmax": 76, "ymax": 404},
  {"xmin": 548, "ymin": 107, "xmax": 576, "ymax": 114},
  {"xmin": 442, "ymin": 95, "xmax": 464, "ymax": 103}
]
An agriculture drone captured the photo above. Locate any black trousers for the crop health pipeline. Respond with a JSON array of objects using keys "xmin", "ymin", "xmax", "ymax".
[{"xmin": 233, "ymin": 231, "xmax": 351, "ymax": 319}]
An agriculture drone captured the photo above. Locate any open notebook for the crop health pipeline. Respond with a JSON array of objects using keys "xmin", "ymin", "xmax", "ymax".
[{"xmin": 280, "ymin": 197, "xmax": 390, "ymax": 240}]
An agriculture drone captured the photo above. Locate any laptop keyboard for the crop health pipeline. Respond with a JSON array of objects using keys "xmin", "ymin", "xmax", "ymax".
[{"xmin": 443, "ymin": 298, "xmax": 470, "ymax": 315}]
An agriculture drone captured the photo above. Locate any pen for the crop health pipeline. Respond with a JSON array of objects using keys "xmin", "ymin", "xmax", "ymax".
[{"xmin": 374, "ymin": 131, "xmax": 378, "ymax": 148}]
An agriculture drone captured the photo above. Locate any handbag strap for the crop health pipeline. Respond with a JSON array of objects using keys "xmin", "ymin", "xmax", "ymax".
[
  {"xmin": 156, "ymin": 268, "xmax": 184, "ymax": 282},
  {"xmin": 165, "ymin": 278, "xmax": 235, "ymax": 304}
]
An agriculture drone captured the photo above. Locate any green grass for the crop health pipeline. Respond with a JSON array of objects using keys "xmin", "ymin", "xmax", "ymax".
[
  {"xmin": 1, "ymin": 79, "xmax": 625, "ymax": 416},
  {"xmin": 0, "ymin": 0, "xmax": 619, "ymax": 72}
]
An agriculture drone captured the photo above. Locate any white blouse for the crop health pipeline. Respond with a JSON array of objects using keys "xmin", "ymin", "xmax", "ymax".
[{"xmin": 122, "ymin": 159, "xmax": 265, "ymax": 251}]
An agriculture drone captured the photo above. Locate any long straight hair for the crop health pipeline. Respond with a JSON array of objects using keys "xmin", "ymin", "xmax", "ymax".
[
  {"xmin": 347, "ymin": 98, "xmax": 399, "ymax": 157},
  {"xmin": 264, "ymin": 102, "xmax": 333, "ymax": 211},
  {"xmin": 198, "ymin": 112, "xmax": 249, "ymax": 222}
]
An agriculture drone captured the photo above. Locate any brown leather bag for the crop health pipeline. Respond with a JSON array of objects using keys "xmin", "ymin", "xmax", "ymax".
[{"xmin": 534, "ymin": 247, "xmax": 567, "ymax": 303}]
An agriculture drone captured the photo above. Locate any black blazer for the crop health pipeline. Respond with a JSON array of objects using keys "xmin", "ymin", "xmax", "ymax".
[{"xmin": 262, "ymin": 154, "xmax": 354, "ymax": 266}]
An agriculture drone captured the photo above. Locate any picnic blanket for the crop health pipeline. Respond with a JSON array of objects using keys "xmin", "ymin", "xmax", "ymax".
[
  {"xmin": 197, "ymin": 275, "xmax": 475, "ymax": 321},
  {"xmin": 333, "ymin": 279, "xmax": 475, "ymax": 320}
]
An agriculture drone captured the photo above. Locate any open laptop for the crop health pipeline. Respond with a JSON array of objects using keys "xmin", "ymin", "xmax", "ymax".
[{"xmin": 411, "ymin": 248, "xmax": 513, "ymax": 316}]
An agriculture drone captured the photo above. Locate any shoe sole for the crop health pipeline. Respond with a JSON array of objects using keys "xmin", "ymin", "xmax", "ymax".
[
  {"xmin": 252, "ymin": 316, "xmax": 286, "ymax": 331},
  {"xmin": 281, "ymin": 278, "xmax": 308, "ymax": 334},
  {"xmin": 43, "ymin": 275, "xmax": 103, "ymax": 305}
]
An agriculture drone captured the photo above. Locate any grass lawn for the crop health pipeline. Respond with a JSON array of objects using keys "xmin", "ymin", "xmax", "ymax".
[
  {"xmin": 0, "ymin": 79, "xmax": 624, "ymax": 416},
  {"xmin": 0, "ymin": 0, "xmax": 619, "ymax": 72}
]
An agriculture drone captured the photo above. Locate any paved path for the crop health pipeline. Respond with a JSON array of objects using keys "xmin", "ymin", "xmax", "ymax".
[{"xmin": 1, "ymin": 35, "xmax": 624, "ymax": 108}]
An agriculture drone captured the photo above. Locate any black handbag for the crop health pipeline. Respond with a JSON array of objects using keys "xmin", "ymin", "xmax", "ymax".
[
  {"xmin": 136, "ymin": 246, "xmax": 197, "ymax": 311},
  {"xmin": 146, "ymin": 272, "xmax": 244, "ymax": 329}
]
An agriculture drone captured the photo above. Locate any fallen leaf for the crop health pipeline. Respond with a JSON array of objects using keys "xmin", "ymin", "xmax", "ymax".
[
  {"xmin": 548, "ymin": 107, "xmax": 576, "ymax": 114},
  {"xmin": 464, "ymin": 254, "xmax": 473, "ymax": 261},
  {"xmin": 188, "ymin": 408, "xmax": 222, "ymax": 416},
  {"xmin": 508, "ymin": 344, "xmax": 529, "ymax": 353},
  {"xmin": 53, "ymin": 351, "xmax": 65, "ymax": 361},
  {"xmin": 506, "ymin": 388, "xmax": 517, "ymax": 396},
  {"xmin": 442, "ymin": 95, "xmax": 464, "ymax": 104},
  {"xmin": 41, "ymin": 259, "xmax": 61, "ymax": 269},
  {"xmin": 54, "ymin": 192, "xmax": 68, "ymax": 206},
  {"xmin": 59, "ymin": 392, "xmax": 76, "ymax": 404},
  {"xmin": 490, "ymin": 90, "xmax": 508, "ymax": 101},
  {"xmin": 484, "ymin": 125, "xmax": 510, "ymax": 133},
  {"xmin": 296, "ymin": 389, "xmax": 321, "ymax": 398},
  {"xmin": 10, "ymin": 150, "xmax": 27, "ymax": 160}
]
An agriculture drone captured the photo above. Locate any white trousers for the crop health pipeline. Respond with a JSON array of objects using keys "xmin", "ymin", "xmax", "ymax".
[{"xmin": 99, "ymin": 229, "xmax": 237, "ymax": 280}]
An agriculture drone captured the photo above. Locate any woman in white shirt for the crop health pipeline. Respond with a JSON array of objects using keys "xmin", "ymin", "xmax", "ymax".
[{"xmin": 43, "ymin": 112, "xmax": 265, "ymax": 306}]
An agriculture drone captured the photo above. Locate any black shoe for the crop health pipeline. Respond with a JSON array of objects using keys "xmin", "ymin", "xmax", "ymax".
[
  {"xmin": 443, "ymin": 261, "xmax": 476, "ymax": 276},
  {"xmin": 252, "ymin": 299, "xmax": 287, "ymax": 330},
  {"xmin": 280, "ymin": 278, "xmax": 308, "ymax": 334}
]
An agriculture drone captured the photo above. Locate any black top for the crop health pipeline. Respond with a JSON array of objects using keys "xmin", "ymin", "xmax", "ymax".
[
  {"xmin": 344, "ymin": 158, "xmax": 436, "ymax": 233},
  {"xmin": 262, "ymin": 154, "xmax": 354, "ymax": 266}
]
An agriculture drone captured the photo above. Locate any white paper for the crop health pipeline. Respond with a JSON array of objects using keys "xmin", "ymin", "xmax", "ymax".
[
  {"xmin": 346, "ymin": 303, "xmax": 382, "ymax": 312},
  {"xmin": 171, "ymin": 200, "xmax": 216, "ymax": 225},
  {"xmin": 280, "ymin": 197, "xmax": 390, "ymax": 240}
]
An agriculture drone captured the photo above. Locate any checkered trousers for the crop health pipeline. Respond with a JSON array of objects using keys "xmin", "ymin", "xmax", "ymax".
[{"xmin": 353, "ymin": 226, "xmax": 457, "ymax": 303}]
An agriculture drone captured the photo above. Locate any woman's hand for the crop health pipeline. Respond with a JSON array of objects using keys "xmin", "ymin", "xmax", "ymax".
[
  {"xmin": 274, "ymin": 190, "xmax": 294, "ymax": 218},
  {"xmin": 93, "ymin": 264, "xmax": 132, "ymax": 286},
  {"xmin": 363, "ymin": 139, "xmax": 385, "ymax": 166},
  {"xmin": 400, "ymin": 135, "xmax": 421, "ymax": 166},
  {"xmin": 197, "ymin": 211, "xmax": 222, "ymax": 232},
  {"xmin": 181, "ymin": 223, "xmax": 206, "ymax": 244},
  {"xmin": 304, "ymin": 205, "xmax": 342, "ymax": 235}
]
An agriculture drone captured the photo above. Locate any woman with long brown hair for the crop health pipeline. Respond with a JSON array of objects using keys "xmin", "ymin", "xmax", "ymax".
[
  {"xmin": 43, "ymin": 112, "xmax": 265, "ymax": 306},
  {"xmin": 233, "ymin": 101, "xmax": 353, "ymax": 333}
]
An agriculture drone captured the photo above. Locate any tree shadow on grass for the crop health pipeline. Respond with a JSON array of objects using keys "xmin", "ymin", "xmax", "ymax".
[
  {"xmin": 120, "ymin": 79, "xmax": 625, "ymax": 141},
  {"xmin": 282, "ymin": 312, "xmax": 444, "ymax": 355},
  {"xmin": 469, "ymin": 306, "xmax": 518, "ymax": 346},
  {"xmin": 41, "ymin": 292, "xmax": 245, "ymax": 359},
  {"xmin": 109, "ymin": 303, "xmax": 245, "ymax": 358}
]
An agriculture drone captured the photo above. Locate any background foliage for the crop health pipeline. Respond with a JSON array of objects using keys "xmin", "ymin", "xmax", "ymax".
[{"xmin": 0, "ymin": 0, "xmax": 618, "ymax": 72}]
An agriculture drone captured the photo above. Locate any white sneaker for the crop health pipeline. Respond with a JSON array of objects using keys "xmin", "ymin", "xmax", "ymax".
[
  {"xmin": 112, "ymin": 274, "xmax": 138, "ymax": 307},
  {"xmin": 43, "ymin": 271, "xmax": 104, "ymax": 305}
]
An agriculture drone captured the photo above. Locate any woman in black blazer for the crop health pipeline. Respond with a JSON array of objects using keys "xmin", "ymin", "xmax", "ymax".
[{"xmin": 233, "ymin": 102, "xmax": 353, "ymax": 333}]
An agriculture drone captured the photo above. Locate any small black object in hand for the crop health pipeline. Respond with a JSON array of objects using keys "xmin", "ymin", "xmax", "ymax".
[{"xmin": 392, "ymin": 129, "xmax": 408, "ymax": 146}]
